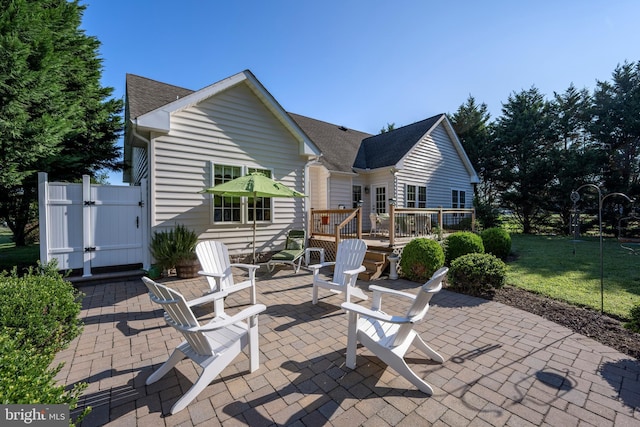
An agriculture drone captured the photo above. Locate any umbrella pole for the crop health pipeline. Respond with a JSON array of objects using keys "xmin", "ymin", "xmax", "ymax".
[{"xmin": 252, "ymin": 194, "xmax": 257, "ymax": 264}]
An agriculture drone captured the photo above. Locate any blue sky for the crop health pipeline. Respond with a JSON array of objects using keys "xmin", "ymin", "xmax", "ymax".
[{"xmin": 79, "ymin": 1, "xmax": 640, "ymax": 184}]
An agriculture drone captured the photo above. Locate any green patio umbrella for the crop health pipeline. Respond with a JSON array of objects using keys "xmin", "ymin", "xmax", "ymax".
[{"xmin": 201, "ymin": 172, "xmax": 306, "ymax": 263}]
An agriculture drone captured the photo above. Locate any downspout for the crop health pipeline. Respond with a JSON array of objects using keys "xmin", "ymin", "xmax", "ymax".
[{"xmin": 132, "ymin": 120, "xmax": 152, "ymax": 270}]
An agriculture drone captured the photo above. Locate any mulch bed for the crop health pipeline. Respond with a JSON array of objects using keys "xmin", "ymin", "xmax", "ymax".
[{"xmin": 473, "ymin": 286, "xmax": 640, "ymax": 360}]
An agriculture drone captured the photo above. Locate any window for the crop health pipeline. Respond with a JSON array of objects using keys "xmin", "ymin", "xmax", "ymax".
[
  {"xmin": 247, "ymin": 168, "xmax": 272, "ymax": 222},
  {"xmin": 352, "ymin": 185, "xmax": 362, "ymax": 208},
  {"xmin": 452, "ymin": 189, "xmax": 466, "ymax": 216},
  {"xmin": 213, "ymin": 165, "xmax": 242, "ymax": 222},
  {"xmin": 406, "ymin": 185, "xmax": 427, "ymax": 208},
  {"xmin": 212, "ymin": 165, "xmax": 272, "ymax": 223}
]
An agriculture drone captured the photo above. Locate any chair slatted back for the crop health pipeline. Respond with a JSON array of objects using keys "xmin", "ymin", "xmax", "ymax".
[
  {"xmin": 393, "ymin": 267, "xmax": 448, "ymax": 346},
  {"xmin": 333, "ymin": 239, "xmax": 367, "ymax": 286},
  {"xmin": 196, "ymin": 241, "xmax": 235, "ymax": 291},
  {"xmin": 142, "ymin": 277, "xmax": 213, "ymax": 356}
]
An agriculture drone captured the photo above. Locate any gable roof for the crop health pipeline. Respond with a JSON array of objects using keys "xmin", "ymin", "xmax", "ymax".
[
  {"xmin": 353, "ymin": 115, "xmax": 443, "ymax": 170},
  {"xmin": 125, "ymin": 71, "xmax": 319, "ymax": 156},
  {"xmin": 288, "ymin": 113, "xmax": 372, "ymax": 174},
  {"xmin": 126, "ymin": 74, "xmax": 195, "ymax": 120}
]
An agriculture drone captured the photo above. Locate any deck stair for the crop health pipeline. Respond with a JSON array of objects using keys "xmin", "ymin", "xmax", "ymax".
[{"xmin": 359, "ymin": 247, "xmax": 394, "ymax": 281}]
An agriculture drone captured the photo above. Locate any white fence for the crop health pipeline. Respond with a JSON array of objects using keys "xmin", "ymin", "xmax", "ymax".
[{"xmin": 38, "ymin": 172, "xmax": 149, "ymax": 277}]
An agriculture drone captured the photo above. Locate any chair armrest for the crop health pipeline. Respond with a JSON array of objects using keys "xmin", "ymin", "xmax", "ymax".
[
  {"xmin": 195, "ymin": 304, "xmax": 267, "ymax": 331},
  {"xmin": 341, "ymin": 302, "xmax": 413, "ymax": 324},
  {"xmin": 343, "ymin": 265, "xmax": 366, "ymax": 276},
  {"xmin": 186, "ymin": 290, "xmax": 229, "ymax": 308},
  {"xmin": 368, "ymin": 285, "xmax": 416, "ymax": 311},
  {"xmin": 230, "ymin": 263, "xmax": 259, "ymax": 272},
  {"xmin": 309, "ymin": 262, "xmax": 335, "ymax": 271},
  {"xmin": 368, "ymin": 285, "xmax": 417, "ymax": 301},
  {"xmin": 198, "ymin": 270, "xmax": 224, "ymax": 278}
]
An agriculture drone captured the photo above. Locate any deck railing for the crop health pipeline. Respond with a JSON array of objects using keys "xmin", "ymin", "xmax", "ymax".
[{"xmin": 310, "ymin": 206, "xmax": 475, "ymax": 246}]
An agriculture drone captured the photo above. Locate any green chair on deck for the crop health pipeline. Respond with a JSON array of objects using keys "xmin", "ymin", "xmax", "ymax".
[{"xmin": 267, "ymin": 229, "xmax": 306, "ymax": 273}]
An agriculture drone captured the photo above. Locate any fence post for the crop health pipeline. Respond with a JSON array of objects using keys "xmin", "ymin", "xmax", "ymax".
[
  {"xmin": 389, "ymin": 204, "xmax": 395, "ymax": 246},
  {"xmin": 37, "ymin": 172, "xmax": 49, "ymax": 266},
  {"xmin": 82, "ymin": 175, "xmax": 92, "ymax": 277}
]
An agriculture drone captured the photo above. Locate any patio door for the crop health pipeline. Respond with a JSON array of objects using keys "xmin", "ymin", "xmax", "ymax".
[{"xmin": 373, "ymin": 185, "xmax": 387, "ymax": 214}]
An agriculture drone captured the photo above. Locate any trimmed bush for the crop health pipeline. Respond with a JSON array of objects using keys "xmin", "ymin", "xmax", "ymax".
[
  {"xmin": 481, "ymin": 227, "xmax": 512, "ymax": 260},
  {"xmin": 444, "ymin": 231, "xmax": 484, "ymax": 264},
  {"xmin": 399, "ymin": 238, "xmax": 445, "ymax": 282},
  {"xmin": 626, "ymin": 304, "xmax": 640, "ymax": 333},
  {"xmin": 448, "ymin": 253, "xmax": 506, "ymax": 296},
  {"xmin": 0, "ymin": 262, "xmax": 83, "ymax": 353},
  {"xmin": 0, "ymin": 262, "xmax": 88, "ymax": 422},
  {"xmin": 0, "ymin": 330, "xmax": 87, "ymax": 407}
]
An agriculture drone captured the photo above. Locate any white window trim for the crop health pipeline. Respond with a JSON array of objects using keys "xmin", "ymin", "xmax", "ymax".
[{"xmin": 209, "ymin": 162, "xmax": 275, "ymax": 225}]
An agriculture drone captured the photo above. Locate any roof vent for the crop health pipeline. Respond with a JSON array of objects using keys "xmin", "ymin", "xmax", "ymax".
[{"xmin": 338, "ymin": 126, "xmax": 348, "ymax": 132}]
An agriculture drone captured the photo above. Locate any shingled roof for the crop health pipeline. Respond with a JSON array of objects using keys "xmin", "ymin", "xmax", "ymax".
[
  {"xmin": 288, "ymin": 113, "xmax": 372, "ymax": 173},
  {"xmin": 125, "ymin": 74, "xmax": 453, "ymax": 176},
  {"xmin": 126, "ymin": 74, "xmax": 194, "ymax": 119},
  {"xmin": 353, "ymin": 114, "xmax": 444, "ymax": 169}
]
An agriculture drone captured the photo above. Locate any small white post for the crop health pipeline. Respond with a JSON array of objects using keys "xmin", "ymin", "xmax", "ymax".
[{"xmin": 388, "ymin": 254, "xmax": 399, "ymax": 280}]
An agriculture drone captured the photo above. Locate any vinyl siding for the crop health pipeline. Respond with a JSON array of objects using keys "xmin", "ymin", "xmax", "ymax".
[
  {"xmin": 397, "ymin": 123, "xmax": 474, "ymax": 208},
  {"xmin": 328, "ymin": 175, "xmax": 352, "ymax": 209},
  {"xmin": 150, "ymin": 82, "xmax": 307, "ymax": 257}
]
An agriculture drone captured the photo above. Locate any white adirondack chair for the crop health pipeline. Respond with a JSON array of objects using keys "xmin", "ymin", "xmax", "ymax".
[
  {"xmin": 196, "ymin": 240, "xmax": 258, "ymax": 315},
  {"xmin": 142, "ymin": 277, "xmax": 266, "ymax": 415},
  {"xmin": 341, "ymin": 267, "xmax": 448, "ymax": 395},
  {"xmin": 311, "ymin": 239, "xmax": 368, "ymax": 304}
]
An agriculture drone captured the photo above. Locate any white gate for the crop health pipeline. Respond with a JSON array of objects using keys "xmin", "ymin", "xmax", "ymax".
[{"xmin": 38, "ymin": 172, "xmax": 149, "ymax": 277}]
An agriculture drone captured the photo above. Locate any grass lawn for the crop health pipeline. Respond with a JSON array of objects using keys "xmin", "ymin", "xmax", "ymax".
[
  {"xmin": 507, "ymin": 234, "xmax": 640, "ymax": 320},
  {"xmin": 0, "ymin": 226, "xmax": 40, "ymax": 273}
]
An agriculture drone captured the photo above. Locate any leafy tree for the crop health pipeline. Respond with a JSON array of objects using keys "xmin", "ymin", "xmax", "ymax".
[
  {"xmin": 450, "ymin": 96, "xmax": 500, "ymax": 228},
  {"xmin": 590, "ymin": 61, "xmax": 640, "ymax": 200},
  {"xmin": 493, "ymin": 87, "xmax": 556, "ymax": 234},
  {"xmin": 0, "ymin": 0, "xmax": 122, "ymax": 245}
]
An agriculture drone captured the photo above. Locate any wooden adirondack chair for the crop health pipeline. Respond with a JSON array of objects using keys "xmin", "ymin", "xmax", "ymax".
[
  {"xmin": 267, "ymin": 229, "xmax": 306, "ymax": 273},
  {"xmin": 341, "ymin": 267, "xmax": 448, "ymax": 395},
  {"xmin": 196, "ymin": 240, "xmax": 258, "ymax": 315},
  {"xmin": 311, "ymin": 239, "xmax": 368, "ymax": 304},
  {"xmin": 142, "ymin": 277, "xmax": 266, "ymax": 414}
]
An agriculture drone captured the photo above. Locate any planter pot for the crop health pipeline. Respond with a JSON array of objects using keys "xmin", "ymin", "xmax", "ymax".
[{"xmin": 175, "ymin": 259, "xmax": 200, "ymax": 279}]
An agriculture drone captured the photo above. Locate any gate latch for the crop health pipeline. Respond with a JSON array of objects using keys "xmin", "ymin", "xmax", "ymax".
[
  {"xmin": 84, "ymin": 247, "xmax": 96, "ymax": 252},
  {"xmin": 83, "ymin": 201, "xmax": 96, "ymax": 206}
]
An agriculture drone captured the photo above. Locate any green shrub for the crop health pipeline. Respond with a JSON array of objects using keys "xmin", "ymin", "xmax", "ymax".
[
  {"xmin": 399, "ymin": 238, "xmax": 445, "ymax": 282},
  {"xmin": 626, "ymin": 304, "xmax": 640, "ymax": 333},
  {"xmin": 0, "ymin": 262, "xmax": 83, "ymax": 353},
  {"xmin": 448, "ymin": 253, "xmax": 507, "ymax": 296},
  {"xmin": 481, "ymin": 227, "xmax": 512, "ymax": 260},
  {"xmin": 0, "ymin": 330, "xmax": 87, "ymax": 407},
  {"xmin": 444, "ymin": 231, "xmax": 484, "ymax": 264},
  {"xmin": 0, "ymin": 261, "xmax": 88, "ymax": 423}
]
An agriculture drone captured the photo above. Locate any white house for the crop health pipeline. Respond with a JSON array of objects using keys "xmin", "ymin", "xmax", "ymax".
[{"xmin": 124, "ymin": 70, "xmax": 479, "ymax": 261}]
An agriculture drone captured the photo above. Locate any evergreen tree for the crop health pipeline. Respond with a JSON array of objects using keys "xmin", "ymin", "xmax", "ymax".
[
  {"xmin": 493, "ymin": 87, "xmax": 556, "ymax": 233},
  {"xmin": 450, "ymin": 96, "xmax": 500, "ymax": 228},
  {"xmin": 548, "ymin": 85, "xmax": 604, "ymax": 233},
  {"xmin": 0, "ymin": 0, "xmax": 122, "ymax": 245},
  {"xmin": 590, "ymin": 61, "xmax": 640, "ymax": 200}
]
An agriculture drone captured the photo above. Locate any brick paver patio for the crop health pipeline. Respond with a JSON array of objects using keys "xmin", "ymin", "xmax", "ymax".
[{"xmin": 54, "ymin": 267, "xmax": 640, "ymax": 426}]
